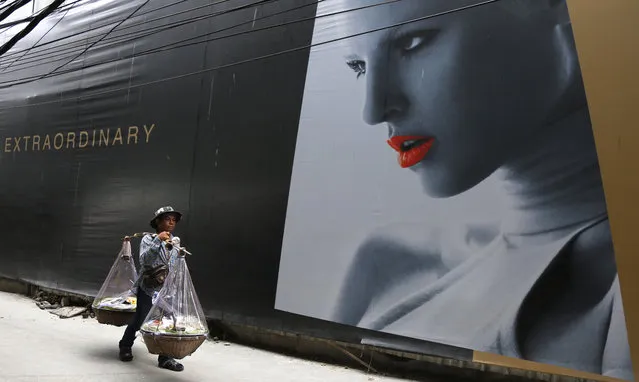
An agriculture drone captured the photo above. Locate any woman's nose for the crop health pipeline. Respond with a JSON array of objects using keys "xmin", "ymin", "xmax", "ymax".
[{"xmin": 362, "ymin": 61, "xmax": 407, "ymax": 126}]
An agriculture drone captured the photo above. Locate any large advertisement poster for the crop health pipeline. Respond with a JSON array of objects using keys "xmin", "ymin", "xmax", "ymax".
[{"xmin": 275, "ymin": 0, "xmax": 633, "ymax": 379}]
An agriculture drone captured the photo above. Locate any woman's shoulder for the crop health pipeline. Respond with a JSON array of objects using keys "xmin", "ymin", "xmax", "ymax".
[
  {"xmin": 353, "ymin": 220, "xmax": 500, "ymax": 270},
  {"xmin": 572, "ymin": 218, "xmax": 613, "ymax": 254},
  {"xmin": 347, "ymin": 224, "xmax": 447, "ymax": 285},
  {"xmin": 331, "ymin": 220, "xmax": 500, "ymax": 325},
  {"xmin": 569, "ymin": 218, "xmax": 617, "ymax": 295}
]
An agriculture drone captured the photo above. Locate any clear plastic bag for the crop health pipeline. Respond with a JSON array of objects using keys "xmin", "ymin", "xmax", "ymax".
[
  {"xmin": 141, "ymin": 254, "xmax": 208, "ymax": 336},
  {"xmin": 92, "ymin": 241, "xmax": 138, "ymax": 312}
]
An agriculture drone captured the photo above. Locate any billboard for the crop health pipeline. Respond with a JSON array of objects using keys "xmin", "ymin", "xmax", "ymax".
[
  {"xmin": 0, "ymin": 0, "xmax": 634, "ymax": 379},
  {"xmin": 275, "ymin": 0, "xmax": 633, "ymax": 380}
]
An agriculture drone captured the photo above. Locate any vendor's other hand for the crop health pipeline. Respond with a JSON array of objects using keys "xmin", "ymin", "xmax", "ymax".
[{"xmin": 158, "ymin": 231, "xmax": 171, "ymax": 241}]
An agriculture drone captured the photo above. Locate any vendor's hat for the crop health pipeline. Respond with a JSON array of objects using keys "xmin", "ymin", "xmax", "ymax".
[{"xmin": 150, "ymin": 206, "xmax": 182, "ymax": 228}]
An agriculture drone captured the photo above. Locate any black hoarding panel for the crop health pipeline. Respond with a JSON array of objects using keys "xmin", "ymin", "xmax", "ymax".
[
  {"xmin": 0, "ymin": 0, "xmax": 470, "ymax": 363},
  {"xmin": 0, "ymin": 0, "xmax": 203, "ymax": 293}
]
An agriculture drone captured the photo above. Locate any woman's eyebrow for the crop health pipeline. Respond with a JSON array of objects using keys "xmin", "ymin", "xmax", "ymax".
[
  {"xmin": 344, "ymin": 54, "xmax": 362, "ymax": 62},
  {"xmin": 391, "ymin": 25, "xmax": 428, "ymax": 39}
]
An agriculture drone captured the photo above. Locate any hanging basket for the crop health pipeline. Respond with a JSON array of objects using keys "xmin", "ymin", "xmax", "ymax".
[
  {"xmin": 94, "ymin": 308, "xmax": 135, "ymax": 327},
  {"xmin": 140, "ymin": 331, "xmax": 207, "ymax": 359},
  {"xmin": 140, "ymin": 250, "xmax": 209, "ymax": 359},
  {"xmin": 93, "ymin": 240, "xmax": 139, "ymax": 327}
]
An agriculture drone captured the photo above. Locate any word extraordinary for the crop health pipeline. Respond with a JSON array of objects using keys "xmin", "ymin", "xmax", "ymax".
[{"xmin": 3, "ymin": 124, "xmax": 156, "ymax": 153}]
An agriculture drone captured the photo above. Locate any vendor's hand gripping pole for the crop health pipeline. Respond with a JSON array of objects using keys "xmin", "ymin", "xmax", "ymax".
[{"xmin": 122, "ymin": 232, "xmax": 193, "ymax": 256}]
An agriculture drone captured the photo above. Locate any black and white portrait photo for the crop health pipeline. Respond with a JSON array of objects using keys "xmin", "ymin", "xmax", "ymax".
[{"xmin": 275, "ymin": 1, "xmax": 633, "ymax": 380}]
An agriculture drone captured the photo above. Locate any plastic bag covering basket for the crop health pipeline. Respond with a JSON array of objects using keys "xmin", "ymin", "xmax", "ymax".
[
  {"xmin": 140, "ymin": 251, "xmax": 209, "ymax": 358},
  {"xmin": 92, "ymin": 240, "xmax": 139, "ymax": 326}
]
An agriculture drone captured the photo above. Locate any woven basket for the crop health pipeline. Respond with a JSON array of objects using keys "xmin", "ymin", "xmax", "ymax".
[
  {"xmin": 95, "ymin": 308, "xmax": 135, "ymax": 327},
  {"xmin": 140, "ymin": 331, "xmax": 207, "ymax": 359}
]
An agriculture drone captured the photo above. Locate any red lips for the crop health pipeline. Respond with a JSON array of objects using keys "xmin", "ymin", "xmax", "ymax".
[{"xmin": 387, "ymin": 135, "xmax": 434, "ymax": 168}]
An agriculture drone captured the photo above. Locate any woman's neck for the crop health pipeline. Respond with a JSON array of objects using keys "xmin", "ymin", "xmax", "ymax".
[{"xmin": 497, "ymin": 108, "xmax": 608, "ymax": 236}]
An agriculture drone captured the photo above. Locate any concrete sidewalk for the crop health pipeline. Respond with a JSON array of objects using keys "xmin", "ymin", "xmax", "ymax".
[{"xmin": 0, "ymin": 291, "xmax": 413, "ymax": 382}]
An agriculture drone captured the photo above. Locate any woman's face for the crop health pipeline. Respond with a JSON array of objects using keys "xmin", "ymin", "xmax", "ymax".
[{"xmin": 340, "ymin": 0, "xmax": 584, "ymax": 197}]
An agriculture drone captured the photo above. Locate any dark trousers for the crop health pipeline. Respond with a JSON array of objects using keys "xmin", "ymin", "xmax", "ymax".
[{"xmin": 119, "ymin": 289, "xmax": 171, "ymax": 363}]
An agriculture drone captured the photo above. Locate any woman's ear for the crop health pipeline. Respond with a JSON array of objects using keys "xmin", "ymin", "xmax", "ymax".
[
  {"xmin": 555, "ymin": 15, "xmax": 579, "ymax": 77},
  {"xmin": 549, "ymin": 9, "xmax": 588, "ymax": 121}
]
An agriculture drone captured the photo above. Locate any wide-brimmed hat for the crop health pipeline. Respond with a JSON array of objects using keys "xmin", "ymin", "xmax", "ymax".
[{"xmin": 150, "ymin": 206, "xmax": 182, "ymax": 229}]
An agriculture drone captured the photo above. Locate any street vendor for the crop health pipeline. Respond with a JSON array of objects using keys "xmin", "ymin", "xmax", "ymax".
[{"xmin": 118, "ymin": 206, "xmax": 185, "ymax": 372}]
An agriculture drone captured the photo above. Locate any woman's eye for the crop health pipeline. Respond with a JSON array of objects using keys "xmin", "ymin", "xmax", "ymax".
[
  {"xmin": 346, "ymin": 60, "xmax": 366, "ymax": 79},
  {"xmin": 401, "ymin": 36, "xmax": 424, "ymax": 52},
  {"xmin": 395, "ymin": 30, "xmax": 439, "ymax": 54}
]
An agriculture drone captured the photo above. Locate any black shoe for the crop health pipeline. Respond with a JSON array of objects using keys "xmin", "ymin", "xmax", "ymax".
[
  {"xmin": 119, "ymin": 347, "xmax": 133, "ymax": 362},
  {"xmin": 159, "ymin": 358, "xmax": 184, "ymax": 372}
]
